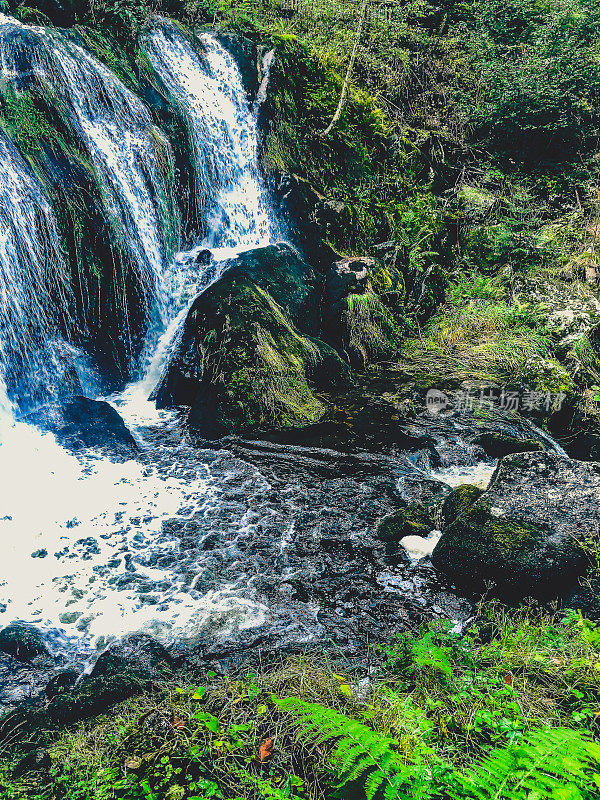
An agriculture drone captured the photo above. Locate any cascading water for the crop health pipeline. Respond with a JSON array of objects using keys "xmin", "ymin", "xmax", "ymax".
[
  {"xmin": 145, "ymin": 25, "xmax": 279, "ymax": 253},
  {"xmin": 122, "ymin": 25, "xmax": 282, "ymax": 406},
  {"xmin": 0, "ymin": 23, "xmax": 281, "ymax": 666},
  {"xmin": 0, "ymin": 131, "xmax": 73, "ymax": 414},
  {"xmin": 0, "ymin": 13, "xmax": 179, "ymax": 356}
]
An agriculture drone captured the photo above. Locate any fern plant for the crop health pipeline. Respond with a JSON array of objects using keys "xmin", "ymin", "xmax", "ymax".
[
  {"xmin": 452, "ymin": 727, "xmax": 600, "ymax": 800},
  {"xmin": 274, "ymin": 697, "xmax": 440, "ymax": 800}
]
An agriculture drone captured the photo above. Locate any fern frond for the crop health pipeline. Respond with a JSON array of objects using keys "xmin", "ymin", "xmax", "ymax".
[
  {"xmin": 452, "ymin": 727, "xmax": 600, "ymax": 800},
  {"xmin": 274, "ymin": 696, "xmax": 435, "ymax": 800}
]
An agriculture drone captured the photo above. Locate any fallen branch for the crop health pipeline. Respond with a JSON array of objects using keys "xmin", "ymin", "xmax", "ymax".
[{"xmin": 320, "ymin": 0, "xmax": 369, "ymax": 137}]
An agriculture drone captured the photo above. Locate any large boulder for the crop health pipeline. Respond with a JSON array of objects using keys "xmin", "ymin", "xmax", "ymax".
[
  {"xmin": 155, "ymin": 248, "xmax": 349, "ymax": 437},
  {"xmin": 432, "ymin": 452, "xmax": 600, "ymax": 599},
  {"xmin": 271, "ymin": 173, "xmax": 339, "ymax": 269},
  {"xmin": 220, "ymin": 244, "xmax": 320, "ymax": 330},
  {"xmin": 27, "ymin": 396, "xmax": 137, "ymax": 459}
]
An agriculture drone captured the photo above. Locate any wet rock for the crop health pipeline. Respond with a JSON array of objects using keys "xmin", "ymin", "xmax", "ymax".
[
  {"xmin": 47, "ymin": 635, "xmax": 174, "ymax": 723},
  {"xmin": 0, "ymin": 623, "xmax": 48, "ymax": 661},
  {"xmin": 271, "ymin": 173, "xmax": 339, "ymax": 268},
  {"xmin": 325, "ymin": 257, "xmax": 371, "ymax": 306},
  {"xmin": 376, "ymin": 507, "xmax": 434, "ymax": 542},
  {"xmin": 156, "ymin": 250, "xmax": 349, "ymax": 436},
  {"xmin": 442, "ymin": 484, "xmax": 483, "ymax": 527},
  {"xmin": 432, "ymin": 452, "xmax": 600, "ymax": 599},
  {"xmin": 0, "ymin": 651, "xmax": 51, "ymax": 713},
  {"xmin": 376, "ymin": 506, "xmax": 434, "ymax": 563},
  {"xmin": 45, "ymin": 668, "xmax": 79, "ymax": 699},
  {"xmin": 47, "ymin": 673, "xmax": 143, "ymax": 723},
  {"xmin": 192, "ymin": 248, "xmax": 212, "ymax": 267},
  {"xmin": 27, "ymin": 396, "xmax": 137, "ymax": 459},
  {"xmin": 475, "ymin": 433, "xmax": 543, "ymax": 459},
  {"xmin": 91, "ymin": 633, "xmax": 174, "ymax": 682}
]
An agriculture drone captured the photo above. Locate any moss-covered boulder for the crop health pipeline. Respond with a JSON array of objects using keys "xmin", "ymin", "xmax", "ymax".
[
  {"xmin": 225, "ymin": 244, "xmax": 319, "ymax": 329},
  {"xmin": 432, "ymin": 452, "xmax": 600, "ymax": 599},
  {"xmin": 375, "ymin": 505, "xmax": 435, "ymax": 563},
  {"xmin": 0, "ymin": 624, "xmax": 48, "ymax": 662},
  {"xmin": 156, "ymin": 247, "xmax": 349, "ymax": 437},
  {"xmin": 441, "ymin": 484, "xmax": 483, "ymax": 527},
  {"xmin": 475, "ymin": 433, "xmax": 543, "ymax": 459}
]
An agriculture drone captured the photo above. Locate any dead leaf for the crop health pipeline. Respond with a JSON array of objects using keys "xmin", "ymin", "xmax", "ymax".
[
  {"xmin": 259, "ymin": 738, "xmax": 274, "ymax": 762},
  {"xmin": 126, "ymin": 758, "xmax": 142, "ymax": 771},
  {"xmin": 504, "ymin": 673, "xmax": 513, "ymax": 686}
]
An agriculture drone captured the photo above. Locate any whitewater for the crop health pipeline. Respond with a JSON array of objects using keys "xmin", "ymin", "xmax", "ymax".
[{"xmin": 0, "ymin": 21, "xmax": 280, "ymax": 655}]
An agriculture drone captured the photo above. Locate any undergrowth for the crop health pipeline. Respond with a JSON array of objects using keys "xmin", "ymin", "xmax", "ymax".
[{"xmin": 1, "ymin": 606, "xmax": 599, "ymax": 799}]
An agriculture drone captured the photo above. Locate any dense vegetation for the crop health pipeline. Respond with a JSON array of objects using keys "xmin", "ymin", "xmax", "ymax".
[{"xmin": 2, "ymin": 606, "xmax": 600, "ymax": 799}]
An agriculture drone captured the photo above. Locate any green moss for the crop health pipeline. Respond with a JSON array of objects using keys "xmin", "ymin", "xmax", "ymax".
[
  {"xmin": 485, "ymin": 516, "xmax": 542, "ymax": 553},
  {"xmin": 0, "ymin": 85, "xmax": 61, "ymax": 155},
  {"xmin": 261, "ymin": 35, "xmax": 410, "ymax": 253},
  {"xmin": 376, "ymin": 506, "xmax": 433, "ymax": 542},
  {"xmin": 476, "ymin": 434, "xmax": 543, "ymax": 459},
  {"xmin": 442, "ymin": 484, "xmax": 483, "ymax": 527},
  {"xmin": 455, "ymin": 502, "xmax": 545, "ymax": 556},
  {"xmin": 186, "ymin": 271, "xmax": 347, "ymax": 434}
]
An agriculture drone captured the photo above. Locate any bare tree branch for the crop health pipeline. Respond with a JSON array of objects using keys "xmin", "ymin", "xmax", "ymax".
[{"xmin": 320, "ymin": 0, "xmax": 369, "ymax": 137}]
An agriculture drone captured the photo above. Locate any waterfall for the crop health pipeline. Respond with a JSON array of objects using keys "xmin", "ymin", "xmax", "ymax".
[
  {"xmin": 145, "ymin": 25, "xmax": 279, "ymax": 252},
  {"xmin": 0, "ymin": 14, "xmax": 179, "ymax": 342},
  {"xmin": 0, "ymin": 131, "xmax": 73, "ymax": 415}
]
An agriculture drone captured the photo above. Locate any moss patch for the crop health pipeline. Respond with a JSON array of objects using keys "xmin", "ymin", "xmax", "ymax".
[
  {"xmin": 442, "ymin": 484, "xmax": 484, "ymax": 527},
  {"xmin": 376, "ymin": 506, "xmax": 434, "ymax": 542}
]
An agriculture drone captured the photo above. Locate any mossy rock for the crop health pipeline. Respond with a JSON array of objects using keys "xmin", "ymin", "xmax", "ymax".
[
  {"xmin": 432, "ymin": 452, "xmax": 600, "ymax": 599},
  {"xmin": 376, "ymin": 506, "xmax": 434, "ymax": 542},
  {"xmin": 475, "ymin": 433, "xmax": 543, "ymax": 459},
  {"xmin": 156, "ymin": 249, "xmax": 350, "ymax": 436},
  {"xmin": 442, "ymin": 484, "xmax": 483, "ymax": 527}
]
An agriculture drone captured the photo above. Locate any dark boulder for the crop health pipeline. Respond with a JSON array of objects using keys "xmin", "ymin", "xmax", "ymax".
[
  {"xmin": 47, "ymin": 634, "xmax": 173, "ymax": 723},
  {"xmin": 325, "ymin": 257, "xmax": 372, "ymax": 306},
  {"xmin": 375, "ymin": 505, "xmax": 434, "ymax": 563},
  {"xmin": 432, "ymin": 452, "xmax": 600, "ymax": 599},
  {"xmin": 156, "ymin": 247, "xmax": 349, "ymax": 437},
  {"xmin": 406, "ymin": 263, "xmax": 447, "ymax": 323},
  {"xmin": 442, "ymin": 484, "xmax": 483, "ymax": 527},
  {"xmin": 45, "ymin": 668, "xmax": 79, "ymax": 699},
  {"xmin": 0, "ymin": 623, "xmax": 48, "ymax": 662},
  {"xmin": 90, "ymin": 633, "xmax": 173, "ymax": 682},
  {"xmin": 475, "ymin": 433, "xmax": 544, "ymax": 459},
  {"xmin": 221, "ymin": 244, "xmax": 320, "ymax": 329},
  {"xmin": 376, "ymin": 506, "xmax": 434, "ymax": 542},
  {"xmin": 27, "ymin": 396, "xmax": 137, "ymax": 459},
  {"xmin": 271, "ymin": 173, "xmax": 339, "ymax": 269}
]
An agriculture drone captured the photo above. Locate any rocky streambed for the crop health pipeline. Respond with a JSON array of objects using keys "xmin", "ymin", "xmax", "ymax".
[{"xmin": 2, "ymin": 383, "xmax": 598, "ymax": 725}]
